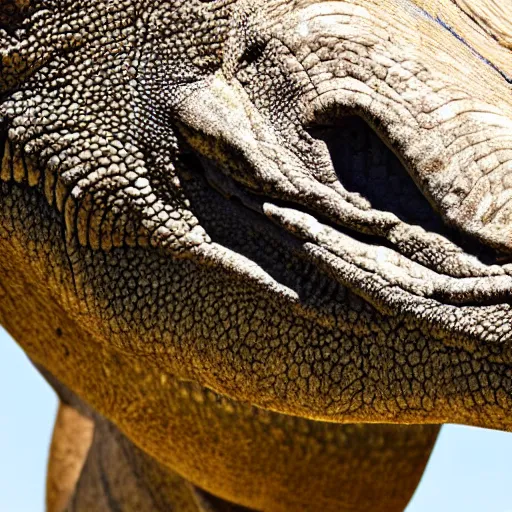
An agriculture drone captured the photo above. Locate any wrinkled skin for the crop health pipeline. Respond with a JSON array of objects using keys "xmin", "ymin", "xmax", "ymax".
[{"xmin": 1, "ymin": 0, "xmax": 511, "ymax": 510}]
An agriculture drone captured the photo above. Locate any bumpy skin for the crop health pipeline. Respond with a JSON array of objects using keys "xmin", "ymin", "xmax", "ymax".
[{"xmin": 1, "ymin": 0, "xmax": 511, "ymax": 510}]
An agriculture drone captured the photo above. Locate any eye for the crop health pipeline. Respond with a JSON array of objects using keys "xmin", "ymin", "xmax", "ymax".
[
  {"xmin": 306, "ymin": 113, "xmax": 508, "ymax": 266},
  {"xmin": 307, "ymin": 116, "xmax": 442, "ymax": 232}
]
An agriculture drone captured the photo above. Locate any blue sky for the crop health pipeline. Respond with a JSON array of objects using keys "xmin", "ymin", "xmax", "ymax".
[{"xmin": 1, "ymin": 326, "xmax": 512, "ymax": 511}]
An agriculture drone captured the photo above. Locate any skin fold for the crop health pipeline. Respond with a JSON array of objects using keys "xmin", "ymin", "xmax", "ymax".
[{"xmin": 0, "ymin": 0, "xmax": 511, "ymax": 510}]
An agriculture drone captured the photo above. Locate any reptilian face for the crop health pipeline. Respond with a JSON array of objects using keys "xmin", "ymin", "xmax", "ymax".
[{"xmin": 1, "ymin": 0, "xmax": 512, "ymax": 431}]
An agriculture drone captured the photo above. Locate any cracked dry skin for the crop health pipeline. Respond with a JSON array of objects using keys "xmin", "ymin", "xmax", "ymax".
[{"xmin": 1, "ymin": 0, "xmax": 511, "ymax": 510}]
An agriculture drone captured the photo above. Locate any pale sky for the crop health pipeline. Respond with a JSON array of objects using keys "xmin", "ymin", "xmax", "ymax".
[{"xmin": 1, "ymin": 327, "xmax": 511, "ymax": 511}]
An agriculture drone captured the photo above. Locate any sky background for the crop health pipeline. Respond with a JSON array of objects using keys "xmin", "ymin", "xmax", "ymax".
[{"xmin": 1, "ymin": 326, "xmax": 512, "ymax": 512}]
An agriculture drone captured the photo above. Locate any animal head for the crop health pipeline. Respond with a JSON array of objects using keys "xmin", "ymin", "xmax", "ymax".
[{"xmin": 1, "ymin": 0, "xmax": 511, "ymax": 440}]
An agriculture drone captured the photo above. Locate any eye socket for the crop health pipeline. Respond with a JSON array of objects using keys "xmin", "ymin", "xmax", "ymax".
[
  {"xmin": 307, "ymin": 115, "xmax": 510, "ymax": 265},
  {"xmin": 307, "ymin": 116, "xmax": 443, "ymax": 230}
]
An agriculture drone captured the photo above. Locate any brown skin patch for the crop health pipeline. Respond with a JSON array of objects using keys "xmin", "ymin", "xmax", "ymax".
[{"xmin": 46, "ymin": 404, "xmax": 94, "ymax": 512}]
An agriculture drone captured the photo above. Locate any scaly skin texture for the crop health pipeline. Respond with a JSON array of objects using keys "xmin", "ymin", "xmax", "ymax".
[
  {"xmin": 1, "ymin": 0, "xmax": 511, "ymax": 510},
  {"xmin": 0, "ymin": 185, "xmax": 438, "ymax": 510}
]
